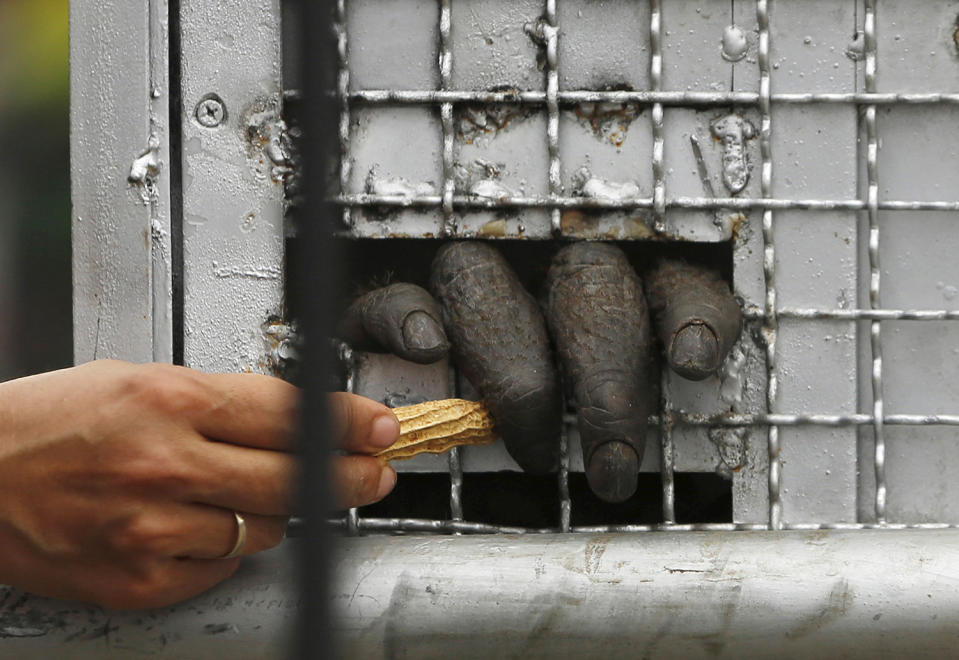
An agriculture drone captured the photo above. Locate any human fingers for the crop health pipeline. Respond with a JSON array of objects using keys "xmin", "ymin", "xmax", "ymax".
[
  {"xmin": 645, "ymin": 259, "xmax": 742, "ymax": 381},
  {"xmin": 546, "ymin": 242, "xmax": 652, "ymax": 503},
  {"xmin": 338, "ymin": 282, "xmax": 450, "ymax": 364},
  {"xmin": 430, "ymin": 241, "xmax": 562, "ymax": 475},
  {"xmin": 172, "ymin": 369, "xmax": 300, "ymax": 451},
  {"xmin": 121, "ymin": 367, "xmax": 396, "ymax": 456},
  {"xmin": 330, "ymin": 455, "xmax": 396, "ymax": 509},
  {"xmin": 184, "ymin": 441, "xmax": 298, "ymax": 516},
  {"xmin": 102, "ymin": 501, "xmax": 287, "ymax": 560},
  {"xmin": 327, "ymin": 392, "xmax": 400, "ymax": 454}
]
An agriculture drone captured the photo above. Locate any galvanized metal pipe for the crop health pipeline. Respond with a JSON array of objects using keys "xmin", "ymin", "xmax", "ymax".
[{"xmin": 333, "ymin": 530, "xmax": 959, "ymax": 658}]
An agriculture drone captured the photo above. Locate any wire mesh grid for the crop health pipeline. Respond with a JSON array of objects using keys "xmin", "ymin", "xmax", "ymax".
[{"xmin": 317, "ymin": 0, "xmax": 959, "ymax": 535}]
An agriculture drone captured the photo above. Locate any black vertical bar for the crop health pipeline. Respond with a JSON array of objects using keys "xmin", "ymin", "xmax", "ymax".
[
  {"xmin": 295, "ymin": 0, "xmax": 339, "ymax": 658},
  {"xmin": 169, "ymin": 0, "xmax": 184, "ymax": 365}
]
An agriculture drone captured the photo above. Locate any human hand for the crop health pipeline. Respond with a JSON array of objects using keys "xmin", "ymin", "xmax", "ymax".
[{"xmin": 0, "ymin": 360, "xmax": 398, "ymax": 609}]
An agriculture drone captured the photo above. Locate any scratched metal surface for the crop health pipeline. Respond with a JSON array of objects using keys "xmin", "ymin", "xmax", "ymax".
[{"xmin": 331, "ymin": 530, "xmax": 959, "ymax": 658}]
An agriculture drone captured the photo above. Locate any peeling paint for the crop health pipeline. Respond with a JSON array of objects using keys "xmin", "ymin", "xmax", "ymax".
[
  {"xmin": 456, "ymin": 96, "xmax": 531, "ymax": 145},
  {"xmin": 709, "ymin": 427, "xmax": 748, "ymax": 477},
  {"xmin": 571, "ymin": 99, "xmax": 641, "ymax": 147}
]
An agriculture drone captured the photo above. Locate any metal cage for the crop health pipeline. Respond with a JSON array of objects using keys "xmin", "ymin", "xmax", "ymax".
[{"xmin": 6, "ymin": 0, "xmax": 956, "ymax": 657}]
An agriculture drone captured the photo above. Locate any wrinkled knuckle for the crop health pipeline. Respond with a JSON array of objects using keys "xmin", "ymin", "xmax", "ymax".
[
  {"xmin": 110, "ymin": 515, "xmax": 176, "ymax": 556},
  {"xmin": 125, "ymin": 365, "xmax": 208, "ymax": 416},
  {"xmin": 119, "ymin": 444, "xmax": 197, "ymax": 495}
]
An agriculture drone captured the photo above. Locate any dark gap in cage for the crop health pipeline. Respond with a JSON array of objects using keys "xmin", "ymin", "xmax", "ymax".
[
  {"xmin": 460, "ymin": 473, "xmax": 558, "ymax": 528},
  {"xmin": 286, "ymin": 238, "xmax": 735, "ymax": 322},
  {"xmin": 674, "ymin": 473, "xmax": 733, "ymax": 524},
  {"xmin": 569, "ymin": 473, "xmax": 663, "ymax": 526},
  {"xmin": 357, "ymin": 473, "xmax": 451, "ymax": 521}
]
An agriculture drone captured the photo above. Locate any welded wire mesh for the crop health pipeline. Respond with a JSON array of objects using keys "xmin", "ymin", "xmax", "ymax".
[{"xmin": 307, "ymin": 0, "xmax": 959, "ymax": 535}]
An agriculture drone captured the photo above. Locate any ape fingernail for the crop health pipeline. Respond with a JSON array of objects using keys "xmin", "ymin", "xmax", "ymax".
[
  {"xmin": 586, "ymin": 441, "xmax": 640, "ymax": 504},
  {"xmin": 402, "ymin": 311, "xmax": 448, "ymax": 353},
  {"xmin": 669, "ymin": 322, "xmax": 720, "ymax": 381},
  {"xmin": 646, "ymin": 259, "xmax": 743, "ymax": 382}
]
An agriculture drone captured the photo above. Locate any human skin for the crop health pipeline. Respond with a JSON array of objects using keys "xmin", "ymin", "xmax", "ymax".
[{"xmin": 0, "ymin": 360, "xmax": 399, "ymax": 610}]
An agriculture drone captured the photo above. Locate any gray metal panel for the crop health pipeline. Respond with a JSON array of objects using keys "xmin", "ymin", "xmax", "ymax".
[
  {"xmin": 179, "ymin": 0, "xmax": 286, "ymax": 373},
  {"xmin": 771, "ymin": 104, "xmax": 859, "ymax": 525},
  {"xmin": 71, "ymin": 0, "xmax": 173, "ymax": 364}
]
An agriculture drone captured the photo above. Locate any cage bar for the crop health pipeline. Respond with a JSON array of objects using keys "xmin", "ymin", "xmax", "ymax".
[{"xmin": 864, "ymin": 0, "xmax": 886, "ymax": 525}]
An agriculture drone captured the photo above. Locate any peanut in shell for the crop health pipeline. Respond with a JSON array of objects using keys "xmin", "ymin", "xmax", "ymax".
[{"xmin": 374, "ymin": 399, "xmax": 497, "ymax": 462}]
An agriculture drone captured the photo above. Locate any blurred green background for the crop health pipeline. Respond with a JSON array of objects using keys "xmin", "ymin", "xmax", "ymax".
[{"xmin": 0, "ymin": 0, "xmax": 72, "ymax": 380}]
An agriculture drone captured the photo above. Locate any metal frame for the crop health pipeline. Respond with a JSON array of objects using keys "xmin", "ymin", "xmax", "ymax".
[{"xmin": 61, "ymin": 0, "xmax": 959, "ymax": 652}]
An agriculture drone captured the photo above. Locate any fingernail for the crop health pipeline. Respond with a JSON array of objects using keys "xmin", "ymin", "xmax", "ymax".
[
  {"xmin": 375, "ymin": 466, "xmax": 397, "ymax": 501},
  {"xmin": 402, "ymin": 311, "xmax": 448, "ymax": 353},
  {"xmin": 586, "ymin": 441, "xmax": 640, "ymax": 504},
  {"xmin": 370, "ymin": 413, "xmax": 400, "ymax": 448},
  {"xmin": 669, "ymin": 323, "xmax": 720, "ymax": 381}
]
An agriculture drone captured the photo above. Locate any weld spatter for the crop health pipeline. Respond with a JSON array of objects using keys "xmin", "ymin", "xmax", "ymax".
[
  {"xmin": 721, "ymin": 25, "xmax": 748, "ymax": 62},
  {"xmin": 365, "ymin": 168, "xmax": 437, "ymax": 199},
  {"xmin": 710, "ymin": 114, "xmax": 756, "ymax": 195},
  {"xmin": 572, "ymin": 166, "xmax": 641, "ymax": 202}
]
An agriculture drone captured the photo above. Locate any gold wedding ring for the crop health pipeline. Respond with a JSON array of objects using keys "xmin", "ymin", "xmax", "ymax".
[{"xmin": 222, "ymin": 511, "xmax": 247, "ymax": 559}]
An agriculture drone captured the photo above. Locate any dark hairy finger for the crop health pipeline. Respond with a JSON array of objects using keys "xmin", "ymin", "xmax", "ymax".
[
  {"xmin": 645, "ymin": 259, "xmax": 742, "ymax": 381},
  {"xmin": 430, "ymin": 242, "xmax": 562, "ymax": 475},
  {"xmin": 338, "ymin": 283, "xmax": 450, "ymax": 364},
  {"xmin": 546, "ymin": 242, "xmax": 651, "ymax": 503}
]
